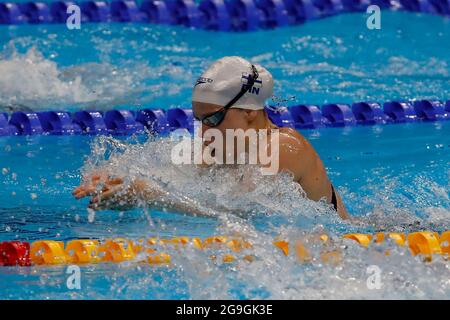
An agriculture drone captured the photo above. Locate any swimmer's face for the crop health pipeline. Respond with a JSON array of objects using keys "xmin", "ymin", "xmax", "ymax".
[
  {"xmin": 192, "ymin": 101, "xmax": 251, "ymax": 133},
  {"xmin": 192, "ymin": 101, "xmax": 256, "ymax": 160}
]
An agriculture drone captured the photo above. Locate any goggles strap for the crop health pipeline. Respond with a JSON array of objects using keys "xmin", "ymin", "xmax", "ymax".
[{"xmin": 222, "ymin": 64, "xmax": 259, "ymax": 110}]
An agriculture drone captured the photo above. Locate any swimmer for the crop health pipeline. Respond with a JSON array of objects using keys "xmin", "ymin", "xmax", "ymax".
[{"xmin": 73, "ymin": 56, "xmax": 349, "ymax": 220}]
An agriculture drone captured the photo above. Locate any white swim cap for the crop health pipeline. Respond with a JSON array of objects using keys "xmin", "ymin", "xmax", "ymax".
[{"xmin": 192, "ymin": 56, "xmax": 274, "ymax": 110}]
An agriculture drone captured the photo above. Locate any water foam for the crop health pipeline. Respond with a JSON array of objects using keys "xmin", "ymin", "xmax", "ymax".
[
  {"xmin": 0, "ymin": 46, "xmax": 185, "ymax": 111},
  {"xmin": 73, "ymin": 135, "xmax": 450, "ymax": 299},
  {"xmin": 0, "ymin": 46, "xmax": 93, "ymax": 111}
]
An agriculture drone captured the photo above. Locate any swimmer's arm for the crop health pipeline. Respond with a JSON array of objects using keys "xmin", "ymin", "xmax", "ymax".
[
  {"xmin": 84, "ymin": 178, "xmax": 214, "ymax": 217},
  {"xmin": 132, "ymin": 179, "xmax": 214, "ymax": 217}
]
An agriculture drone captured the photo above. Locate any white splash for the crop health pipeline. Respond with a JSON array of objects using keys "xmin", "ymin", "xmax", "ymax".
[
  {"xmin": 72, "ymin": 135, "xmax": 450, "ymax": 299},
  {"xmin": 0, "ymin": 47, "xmax": 94, "ymax": 110},
  {"xmin": 0, "ymin": 46, "xmax": 181, "ymax": 111}
]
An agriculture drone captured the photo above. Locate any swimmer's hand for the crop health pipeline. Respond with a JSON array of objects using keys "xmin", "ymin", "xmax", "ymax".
[
  {"xmin": 72, "ymin": 172, "xmax": 122, "ymax": 200},
  {"xmin": 73, "ymin": 173, "xmax": 163, "ymax": 211},
  {"xmin": 72, "ymin": 172, "xmax": 213, "ymax": 216},
  {"xmin": 87, "ymin": 179, "xmax": 141, "ymax": 211}
]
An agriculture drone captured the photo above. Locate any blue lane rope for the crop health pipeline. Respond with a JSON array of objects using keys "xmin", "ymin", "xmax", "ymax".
[
  {"xmin": 0, "ymin": 0, "xmax": 449, "ymax": 30},
  {"xmin": 0, "ymin": 99, "xmax": 449, "ymax": 136}
]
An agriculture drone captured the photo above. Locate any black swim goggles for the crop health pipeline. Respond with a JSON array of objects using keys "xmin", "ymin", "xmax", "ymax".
[{"xmin": 194, "ymin": 64, "xmax": 259, "ymax": 127}]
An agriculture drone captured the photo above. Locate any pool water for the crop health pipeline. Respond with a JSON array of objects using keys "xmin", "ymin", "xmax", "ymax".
[
  {"xmin": 1, "ymin": 11, "xmax": 450, "ymax": 110},
  {"xmin": 0, "ymin": 120, "xmax": 449, "ymax": 299},
  {"xmin": 0, "ymin": 10, "xmax": 449, "ymax": 299}
]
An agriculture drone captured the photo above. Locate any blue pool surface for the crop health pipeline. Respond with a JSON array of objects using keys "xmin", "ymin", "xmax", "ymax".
[
  {"xmin": 0, "ymin": 10, "xmax": 449, "ymax": 299},
  {"xmin": 0, "ymin": 121, "xmax": 448, "ymax": 299},
  {"xmin": 1, "ymin": 11, "xmax": 450, "ymax": 111}
]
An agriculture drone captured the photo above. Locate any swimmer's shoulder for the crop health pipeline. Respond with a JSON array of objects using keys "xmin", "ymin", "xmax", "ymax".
[
  {"xmin": 264, "ymin": 127, "xmax": 310, "ymax": 180},
  {"xmin": 277, "ymin": 127, "xmax": 310, "ymax": 152},
  {"xmin": 276, "ymin": 127, "xmax": 321, "ymax": 176},
  {"xmin": 267, "ymin": 124, "xmax": 315, "ymax": 156}
]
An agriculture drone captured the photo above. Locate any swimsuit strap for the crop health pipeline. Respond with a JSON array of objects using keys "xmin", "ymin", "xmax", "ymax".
[{"xmin": 330, "ymin": 184, "xmax": 338, "ymax": 211}]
